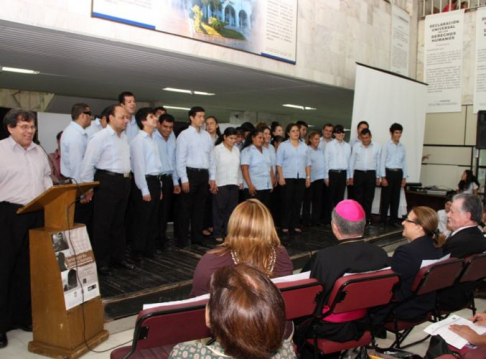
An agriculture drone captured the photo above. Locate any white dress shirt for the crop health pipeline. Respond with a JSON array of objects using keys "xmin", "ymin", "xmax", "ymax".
[
  {"xmin": 85, "ymin": 118, "xmax": 104, "ymax": 139},
  {"xmin": 324, "ymin": 139, "xmax": 351, "ymax": 179},
  {"xmin": 349, "ymin": 141, "xmax": 381, "ymax": 177},
  {"xmin": 81, "ymin": 125, "xmax": 131, "ymax": 182},
  {"xmin": 211, "ymin": 143, "xmax": 243, "ymax": 187},
  {"xmin": 125, "ymin": 115, "xmax": 140, "ymax": 144},
  {"xmin": 380, "ymin": 140, "xmax": 407, "ymax": 178},
  {"xmin": 0, "ymin": 136, "xmax": 53, "ymax": 205},
  {"xmin": 437, "ymin": 209, "xmax": 451, "ymax": 237},
  {"xmin": 60, "ymin": 121, "xmax": 88, "ymax": 183},
  {"xmin": 131, "ymin": 131, "xmax": 164, "ymax": 196},
  {"xmin": 154, "ymin": 130, "xmax": 179, "ymax": 185},
  {"xmin": 176, "ymin": 126, "xmax": 215, "ymax": 183}
]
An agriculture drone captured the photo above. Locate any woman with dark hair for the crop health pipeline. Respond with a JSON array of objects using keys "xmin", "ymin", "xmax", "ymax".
[
  {"xmin": 271, "ymin": 121, "xmax": 283, "ymax": 138},
  {"xmin": 372, "ymin": 206, "xmax": 444, "ymax": 323},
  {"xmin": 190, "ymin": 199, "xmax": 293, "ymax": 296},
  {"xmin": 210, "ymin": 127, "xmax": 243, "ymax": 243},
  {"xmin": 172, "ymin": 264, "xmax": 295, "ymax": 358},
  {"xmin": 276, "ymin": 123, "xmax": 311, "ymax": 235},
  {"xmin": 458, "ymin": 170, "xmax": 480, "ymax": 195},
  {"xmin": 205, "ymin": 116, "xmax": 221, "ymax": 145},
  {"xmin": 240, "ymin": 129, "xmax": 275, "ymax": 207}
]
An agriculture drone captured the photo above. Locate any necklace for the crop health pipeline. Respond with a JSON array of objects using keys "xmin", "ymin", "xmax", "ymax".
[{"xmin": 230, "ymin": 247, "xmax": 277, "ymax": 274}]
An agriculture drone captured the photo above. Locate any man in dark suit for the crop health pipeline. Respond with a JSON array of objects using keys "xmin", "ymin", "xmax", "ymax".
[
  {"xmin": 439, "ymin": 194, "xmax": 486, "ymax": 310},
  {"xmin": 302, "ymin": 200, "xmax": 390, "ymax": 342}
]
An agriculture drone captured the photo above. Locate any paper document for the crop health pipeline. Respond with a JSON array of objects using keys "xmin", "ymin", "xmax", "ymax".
[
  {"xmin": 271, "ymin": 271, "xmax": 310, "ymax": 284},
  {"xmin": 421, "ymin": 254, "xmax": 451, "ymax": 268},
  {"xmin": 424, "ymin": 314, "xmax": 486, "ymax": 349},
  {"xmin": 143, "ymin": 293, "xmax": 209, "ymax": 310},
  {"xmin": 343, "ymin": 267, "xmax": 392, "ymax": 276}
]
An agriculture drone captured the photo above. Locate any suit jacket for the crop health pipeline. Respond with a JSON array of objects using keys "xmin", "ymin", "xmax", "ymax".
[{"xmin": 439, "ymin": 226, "xmax": 486, "ymax": 310}]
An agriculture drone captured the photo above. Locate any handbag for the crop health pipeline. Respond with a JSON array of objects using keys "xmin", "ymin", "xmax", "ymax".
[{"xmin": 424, "ymin": 335, "xmax": 460, "ymax": 359}]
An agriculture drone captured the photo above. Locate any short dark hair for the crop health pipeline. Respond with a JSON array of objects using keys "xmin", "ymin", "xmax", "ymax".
[
  {"xmin": 331, "ymin": 207, "xmax": 365, "ymax": 237},
  {"xmin": 360, "ymin": 128, "xmax": 372, "ymax": 136},
  {"xmin": 454, "ymin": 193, "xmax": 483, "ymax": 224},
  {"xmin": 296, "ymin": 120, "xmax": 308, "ymax": 129},
  {"xmin": 333, "ymin": 124, "xmax": 345, "ymax": 134},
  {"xmin": 240, "ymin": 122, "xmax": 255, "ymax": 133},
  {"xmin": 56, "ymin": 131, "xmax": 63, "ymax": 141},
  {"xmin": 135, "ymin": 107, "xmax": 155, "ymax": 129},
  {"xmin": 118, "ymin": 91, "xmax": 135, "ymax": 104},
  {"xmin": 216, "ymin": 126, "xmax": 237, "ymax": 146},
  {"xmin": 100, "ymin": 106, "xmax": 111, "ymax": 120},
  {"xmin": 3, "ymin": 109, "xmax": 35, "ymax": 129},
  {"xmin": 188, "ymin": 106, "xmax": 205, "ymax": 119},
  {"xmin": 323, "ymin": 123, "xmax": 334, "ymax": 130},
  {"xmin": 357, "ymin": 121, "xmax": 369, "ymax": 129},
  {"xmin": 158, "ymin": 113, "xmax": 174, "ymax": 124},
  {"xmin": 71, "ymin": 103, "xmax": 90, "ymax": 120},
  {"xmin": 154, "ymin": 106, "xmax": 166, "ymax": 113},
  {"xmin": 105, "ymin": 105, "xmax": 122, "ymax": 123},
  {"xmin": 390, "ymin": 123, "xmax": 403, "ymax": 133},
  {"xmin": 208, "ymin": 264, "xmax": 286, "ymax": 359}
]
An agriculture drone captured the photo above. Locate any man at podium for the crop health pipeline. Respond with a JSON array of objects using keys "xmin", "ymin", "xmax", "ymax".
[{"xmin": 0, "ymin": 109, "xmax": 53, "ymax": 349}]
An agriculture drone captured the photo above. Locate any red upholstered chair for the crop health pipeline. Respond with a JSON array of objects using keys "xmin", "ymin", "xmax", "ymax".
[
  {"xmin": 437, "ymin": 253, "xmax": 486, "ymax": 319},
  {"xmin": 276, "ymin": 278, "xmax": 324, "ymax": 320},
  {"xmin": 306, "ymin": 269, "xmax": 400, "ymax": 357},
  {"xmin": 110, "ymin": 297, "xmax": 210, "ymax": 359},
  {"xmin": 383, "ymin": 258, "xmax": 464, "ymax": 349}
]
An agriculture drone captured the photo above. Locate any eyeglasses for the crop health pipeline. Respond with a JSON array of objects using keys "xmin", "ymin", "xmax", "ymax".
[
  {"xmin": 18, "ymin": 124, "xmax": 36, "ymax": 131},
  {"xmin": 334, "ymin": 131, "xmax": 344, "ymax": 134},
  {"xmin": 83, "ymin": 111, "xmax": 93, "ymax": 116},
  {"xmin": 404, "ymin": 218, "xmax": 417, "ymax": 224}
]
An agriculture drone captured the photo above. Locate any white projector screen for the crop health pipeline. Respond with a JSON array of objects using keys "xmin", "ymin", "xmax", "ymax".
[{"xmin": 351, "ymin": 63, "xmax": 427, "ymax": 184}]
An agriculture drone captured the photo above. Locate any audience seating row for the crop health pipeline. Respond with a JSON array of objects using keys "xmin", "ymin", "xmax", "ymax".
[{"xmin": 111, "ymin": 253, "xmax": 486, "ymax": 359}]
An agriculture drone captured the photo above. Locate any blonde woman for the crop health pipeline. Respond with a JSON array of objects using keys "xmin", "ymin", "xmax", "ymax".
[{"xmin": 190, "ymin": 199, "xmax": 293, "ymax": 297}]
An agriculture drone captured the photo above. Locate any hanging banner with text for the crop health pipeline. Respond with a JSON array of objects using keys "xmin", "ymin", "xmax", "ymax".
[
  {"xmin": 474, "ymin": 7, "xmax": 486, "ymax": 114},
  {"xmin": 92, "ymin": 0, "xmax": 297, "ymax": 64},
  {"xmin": 390, "ymin": 5, "xmax": 410, "ymax": 76},
  {"xmin": 424, "ymin": 10, "xmax": 464, "ymax": 113}
]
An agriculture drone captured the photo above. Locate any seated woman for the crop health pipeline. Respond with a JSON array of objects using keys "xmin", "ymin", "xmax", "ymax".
[
  {"xmin": 446, "ymin": 313, "xmax": 486, "ymax": 358},
  {"xmin": 457, "ymin": 170, "xmax": 480, "ymax": 195},
  {"xmin": 190, "ymin": 199, "xmax": 293, "ymax": 297},
  {"xmin": 372, "ymin": 206, "xmax": 445, "ymax": 324},
  {"xmin": 170, "ymin": 264, "xmax": 296, "ymax": 358}
]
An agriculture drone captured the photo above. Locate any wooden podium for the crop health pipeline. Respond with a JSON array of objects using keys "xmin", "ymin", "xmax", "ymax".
[{"xmin": 17, "ymin": 183, "xmax": 109, "ymax": 359}]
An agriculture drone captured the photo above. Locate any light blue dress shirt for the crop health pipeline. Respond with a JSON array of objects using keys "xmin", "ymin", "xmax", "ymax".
[
  {"xmin": 276, "ymin": 140, "xmax": 311, "ymax": 179},
  {"xmin": 85, "ymin": 118, "xmax": 104, "ymax": 140},
  {"xmin": 308, "ymin": 147, "xmax": 325, "ymax": 182},
  {"xmin": 176, "ymin": 126, "xmax": 215, "ymax": 183},
  {"xmin": 380, "ymin": 140, "xmax": 407, "ymax": 178},
  {"xmin": 126, "ymin": 115, "xmax": 140, "ymax": 145},
  {"xmin": 324, "ymin": 139, "xmax": 351, "ymax": 179},
  {"xmin": 60, "ymin": 121, "xmax": 88, "ymax": 183},
  {"xmin": 264, "ymin": 143, "xmax": 276, "ymax": 172},
  {"xmin": 154, "ymin": 130, "xmax": 179, "ymax": 185},
  {"xmin": 131, "ymin": 131, "xmax": 164, "ymax": 196},
  {"xmin": 81, "ymin": 125, "xmax": 131, "ymax": 182},
  {"xmin": 318, "ymin": 138, "xmax": 332, "ymax": 153},
  {"xmin": 349, "ymin": 142, "xmax": 381, "ymax": 177},
  {"xmin": 240, "ymin": 145, "xmax": 272, "ymax": 190}
]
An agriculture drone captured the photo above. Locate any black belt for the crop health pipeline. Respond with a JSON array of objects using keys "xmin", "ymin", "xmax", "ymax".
[
  {"xmin": 96, "ymin": 169, "xmax": 131, "ymax": 178},
  {"xmin": 329, "ymin": 169, "xmax": 346, "ymax": 173},
  {"xmin": 355, "ymin": 170, "xmax": 376, "ymax": 173},
  {"xmin": 146, "ymin": 174, "xmax": 164, "ymax": 180},
  {"xmin": 187, "ymin": 167, "xmax": 208, "ymax": 172},
  {"xmin": 0, "ymin": 201, "xmax": 22, "ymax": 208},
  {"xmin": 386, "ymin": 168, "xmax": 402, "ymax": 172}
]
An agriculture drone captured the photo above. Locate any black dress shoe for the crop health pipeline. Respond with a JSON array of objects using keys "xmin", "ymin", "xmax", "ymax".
[
  {"xmin": 13, "ymin": 323, "xmax": 32, "ymax": 332},
  {"xmin": 115, "ymin": 260, "xmax": 135, "ymax": 270},
  {"xmin": 0, "ymin": 333, "xmax": 7, "ymax": 348},
  {"xmin": 98, "ymin": 266, "xmax": 113, "ymax": 276}
]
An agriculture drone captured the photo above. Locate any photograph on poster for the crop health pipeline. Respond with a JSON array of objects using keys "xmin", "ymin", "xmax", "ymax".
[{"xmin": 51, "ymin": 232, "xmax": 69, "ymax": 252}]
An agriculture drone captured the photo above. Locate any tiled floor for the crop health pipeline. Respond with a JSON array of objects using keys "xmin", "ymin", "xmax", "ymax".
[{"xmin": 3, "ymin": 299, "xmax": 486, "ymax": 358}]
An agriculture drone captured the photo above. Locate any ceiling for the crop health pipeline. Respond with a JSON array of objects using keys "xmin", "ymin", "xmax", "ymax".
[{"xmin": 0, "ymin": 19, "xmax": 354, "ymax": 128}]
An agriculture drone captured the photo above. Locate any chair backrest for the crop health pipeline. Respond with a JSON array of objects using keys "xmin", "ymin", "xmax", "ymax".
[
  {"xmin": 325, "ymin": 269, "xmax": 400, "ymax": 314},
  {"xmin": 276, "ymin": 278, "xmax": 324, "ymax": 320},
  {"xmin": 410, "ymin": 258, "xmax": 464, "ymax": 296},
  {"xmin": 127, "ymin": 298, "xmax": 211, "ymax": 354},
  {"xmin": 459, "ymin": 253, "xmax": 486, "ymax": 283}
]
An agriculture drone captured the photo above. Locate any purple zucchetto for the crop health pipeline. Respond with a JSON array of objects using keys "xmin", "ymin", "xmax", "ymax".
[{"xmin": 335, "ymin": 200, "xmax": 365, "ymax": 222}]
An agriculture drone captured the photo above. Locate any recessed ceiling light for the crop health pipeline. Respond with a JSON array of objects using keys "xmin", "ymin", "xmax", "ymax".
[
  {"xmin": 163, "ymin": 87, "xmax": 192, "ymax": 94},
  {"xmin": 1, "ymin": 66, "xmax": 39, "ymax": 74},
  {"xmin": 193, "ymin": 91, "xmax": 215, "ymax": 96},
  {"xmin": 283, "ymin": 104, "xmax": 304, "ymax": 110},
  {"xmin": 163, "ymin": 106, "xmax": 191, "ymax": 111},
  {"xmin": 304, "ymin": 107, "xmax": 316, "ymax": 111}
]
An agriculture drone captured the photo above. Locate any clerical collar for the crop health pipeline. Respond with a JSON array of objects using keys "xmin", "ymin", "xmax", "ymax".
[{"xmin": 338, "ymin": 237, "xmax": 363, "ymax": 245}]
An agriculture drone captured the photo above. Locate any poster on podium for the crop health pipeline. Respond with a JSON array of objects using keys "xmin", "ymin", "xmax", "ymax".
[{"xmin": 50, "ymin": 227, "xmax": 100, "ymax": 311}]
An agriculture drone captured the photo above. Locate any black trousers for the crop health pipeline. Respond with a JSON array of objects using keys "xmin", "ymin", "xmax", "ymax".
[
  {"xmin": 270, "ymin": 185, "xmax": 282, "ymax": 227},
  {"xmin": 212, "ymin": 185, "xmax": 239, "ymax": 239},
  {"xmin": 92, "ymin": 171, "xmax": 131, "ymax": 267},
  {"xmin": 133, "ymin": 176, "xmax": 161, "ymax": 255},
  {"xmin": 0, "ymin": 202, "xmax": 43, "ymax": 332},
  {"xmin": 353, "ymin": 170, "xmax": 376, "ymax": 222},
  {"xmin": 326, "ymin": 170, "xmax": 347, "ymax": 223},
  {"xmin": 321, "ymin": 180, "xmax": 331, "ymax": 224},
  {"xmin": 177, "ymin": 168, "xmax": 209, "ymax": 246},
  {"xmin": 74, "ymin": 201, "xmax": 93, "ymax": 241},
  {"xmin": 303, "ymin": 180, "xmax": 324, "ymax": 225},
  {"xmin": 380, "ymin": 169, "xmax": 403, "ymax": 224},
  {"xmin": 244, "ymin": 188, "xmax": 270, "ymax": 208},
  {"xmin": 281, "ymin": 178, "xmax": 306, "ymax": 229},
  {"xmin": 158, "ymin": 174, "xmax": 175, "ymax": 246}
]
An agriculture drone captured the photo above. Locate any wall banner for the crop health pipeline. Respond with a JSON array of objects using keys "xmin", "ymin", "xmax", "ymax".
[
  {"xmin": 474, "ymin": 7, "xmax": 486, "ymax": 114},
  {"xmin": 424, "ymin": 10, "xmax": 465, "ymax": 113},
  {"xmin": 391, "ymin": 5, "xmax": 410, "ymax": 76},
  {"xmin": 92, "ymin": 0, "xmax": 298, "ymax": 64}
]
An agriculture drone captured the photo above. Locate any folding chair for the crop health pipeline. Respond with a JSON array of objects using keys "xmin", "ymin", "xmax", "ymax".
[
  {"xmin": 276, "ymin": 278, "xmax": 325, "ymax": 320},
  {"xmin": 383, "ymin": 258, "xmax": 464, "ymax": 349},
  {"xmin": 110, "ymin": 297, "xmax": 210, "ymax": 359},
  {"xmin": 437, "ymin": 253, "xmax": 486, "ymax": 319},
  {"xmin": 306, "ymin": 269, "xmax": 400, "ymax": 357}
]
